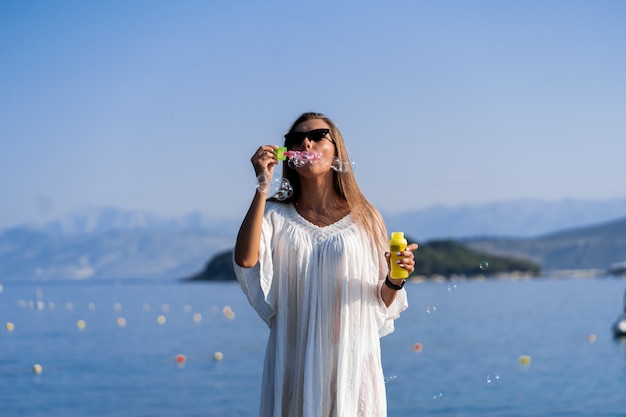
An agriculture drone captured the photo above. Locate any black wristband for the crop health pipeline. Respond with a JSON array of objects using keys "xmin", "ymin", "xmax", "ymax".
[{"xmin": 385, "ymin": 276, "xmax": 405, "ymax": 290}]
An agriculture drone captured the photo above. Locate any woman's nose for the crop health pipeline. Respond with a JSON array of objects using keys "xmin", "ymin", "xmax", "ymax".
[{"xmin": 294, "ymin": 137, "xmax": 313, "ymax": 150}]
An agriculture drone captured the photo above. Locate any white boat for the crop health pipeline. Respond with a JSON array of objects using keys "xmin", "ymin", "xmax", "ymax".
[
  {"xmin": 613, "ymin": 289, "xmax": 626, "ymax": 337},
  {"xmin": 608, "ymin": 261, "xmax": 626, "ymax": 276}
]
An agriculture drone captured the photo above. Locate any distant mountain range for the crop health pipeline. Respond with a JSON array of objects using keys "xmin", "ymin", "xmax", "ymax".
[
  {"xmin": 464, "ymin": 215, "xmax": 626, "ymax": 272},
  {"xmin": 0, "ymin": 226, "xmax": 233, "ymax": 281},
  {"xmin": 382, "ymin": 197, "xmax": 626, "ymax": 240},
  {"xmin": 1, "ymin": 198, "xmax": 625, "ymax": 281}
]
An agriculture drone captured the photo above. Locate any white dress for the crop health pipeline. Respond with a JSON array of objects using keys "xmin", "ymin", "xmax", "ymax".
[{"xmin": 234, "ymin": 201, "xmax": 408, "ymax": 417}]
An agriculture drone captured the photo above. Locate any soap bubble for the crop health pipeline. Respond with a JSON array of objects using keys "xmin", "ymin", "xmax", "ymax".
[
  {"xmin": 273, "ymin": 180, "xmax": 293, "ymax": 200},
  {"xmin": 426, "ymin": 305, "xmax": 437, "ymax": 314},
  {"xmin": 479, "ymin": 261, "xmax": 489, "ymax": 271},
  {"xmin": 279, "ymin": 148, "xmax": 355, "ymax": 173},
  {"xmin": 280, "ymin": 149, "xmax": 322, "ymax": 169},
  {"xmin": 330, "ymin": 157, "xmax": 356, "ymax": 173},
  {"xmin": 384, "ymin": 375, "xmax": 398, "ymax": 384},
  {"xmin": 288, "ymin": 156, "xmax": 315, "ymax": 169},
  {"xmin": 432, "ymin": 392, "xmax": 443, "ymax": 400},
  {"xmin": 256, "ymin": 173, "xmax": 293, "ymax": 201},
  {"xmin": 486, "ymin": 373, "xmax": 500, "ymax": 385},
  {"xmin": 256, "ymin": 158, "xmax": 293, "ymax": 201},
  {"xmin": 288, "ymin": 159, "xmax": 304, "ymax": 169}
]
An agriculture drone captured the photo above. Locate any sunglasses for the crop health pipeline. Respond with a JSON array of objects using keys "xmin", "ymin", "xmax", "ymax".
[{"xmin": 284, "ymin": 128, "xmax": 333, "ymax": 148}]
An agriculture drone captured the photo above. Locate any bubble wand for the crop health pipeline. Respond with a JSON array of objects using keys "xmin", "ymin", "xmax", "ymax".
[
  {"xmin": 257, "ymin": 147, "xmax": 356, "ymax": 200},
  {"xmin": 275, "ymin": 147, "xmax": 322, "ymax": 168},
  {"xmin": 275, "ymin": 147, "xmax": 355, "ymax": 172}
]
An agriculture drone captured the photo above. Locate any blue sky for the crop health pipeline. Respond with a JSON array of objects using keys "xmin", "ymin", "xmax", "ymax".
[{"xmin": 1, "ymin": 0, "xmax": 625, "ymax": 229}]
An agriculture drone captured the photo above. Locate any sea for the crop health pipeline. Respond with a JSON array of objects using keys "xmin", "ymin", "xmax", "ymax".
[{"xmin": 1, "ymin": 276, "xmax": 625, "ymax": 417}]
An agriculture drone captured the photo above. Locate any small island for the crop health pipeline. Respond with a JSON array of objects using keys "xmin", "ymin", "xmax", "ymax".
[{"xmin": 183, "ymin": 237, "xmax": 541, "ymax": 282}]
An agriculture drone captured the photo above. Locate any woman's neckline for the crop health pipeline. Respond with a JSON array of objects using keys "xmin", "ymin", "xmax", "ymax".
[{"xmin": 289, "ymin": 202, "xmax": 351, "ymax": 229}]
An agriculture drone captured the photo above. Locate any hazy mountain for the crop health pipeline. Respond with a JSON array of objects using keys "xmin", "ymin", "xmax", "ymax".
[
  {"xmin": 0, "ymin": 226, "xmax": 233, "ymax": 281},
  {"xmin": 383, "ymin": 197, "xmax": 626, "ymax": 241},
  {"xmin": 1, "ymin": 198, "xmax": 625, "ymax": 280},
  {"xmin": 464, "ymin": 216, "xmax": 626, "ymax": 272},
  {"xmin": 29, "ymin": 206, "xmax": 240, "ymax": 236},
  {"xmin": 0, "ymin": 207, "xmax": 239, "ymax": 281}
]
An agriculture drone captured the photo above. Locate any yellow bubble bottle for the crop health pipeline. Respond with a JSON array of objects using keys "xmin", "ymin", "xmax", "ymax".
[{"xmin": 389, "ymin": 232, "xmax": 409, "ymax": 279}]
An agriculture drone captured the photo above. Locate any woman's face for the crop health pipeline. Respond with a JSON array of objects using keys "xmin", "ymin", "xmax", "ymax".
[{"xmin": 289, "ymin": 119, "xmax": 336, "ymax": 177}]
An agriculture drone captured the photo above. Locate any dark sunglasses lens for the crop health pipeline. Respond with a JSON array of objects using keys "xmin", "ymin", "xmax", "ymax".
[
  {"xmin": 284, "ymin": 132, "xmax": 304, "ymax": 146},
  {"xmin": 308, "ymin": 129, "xmax": 329, "ymax": 141},
  {"xmin": 284, "ymin": 129, "xmax": 330, "ymax": 147}
]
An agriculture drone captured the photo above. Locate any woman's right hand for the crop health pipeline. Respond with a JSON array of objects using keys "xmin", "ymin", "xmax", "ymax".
[{"xmin": 251, "ymin": 145, "xmax": 279, "ymax": 177}]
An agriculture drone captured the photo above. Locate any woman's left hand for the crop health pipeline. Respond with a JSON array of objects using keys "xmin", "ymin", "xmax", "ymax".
[{"xmin": 385, "ymin": 242, "xmax": 419, "ymax": 276}]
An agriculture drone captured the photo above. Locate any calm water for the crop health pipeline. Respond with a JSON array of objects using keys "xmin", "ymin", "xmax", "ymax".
[{"xmin": 1, "ymin": 277, "xmax": 625, "ymax": 417}]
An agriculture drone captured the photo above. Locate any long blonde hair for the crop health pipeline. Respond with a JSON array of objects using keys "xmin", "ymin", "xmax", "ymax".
[{"xmin": 279, "ymin": 112, "xmax": 388, "ymax": 252}]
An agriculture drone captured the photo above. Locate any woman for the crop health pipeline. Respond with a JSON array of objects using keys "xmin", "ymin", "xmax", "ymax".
[{"xmin": 233, "ymin": 112, "xmax": 417, "ymax": 417}]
